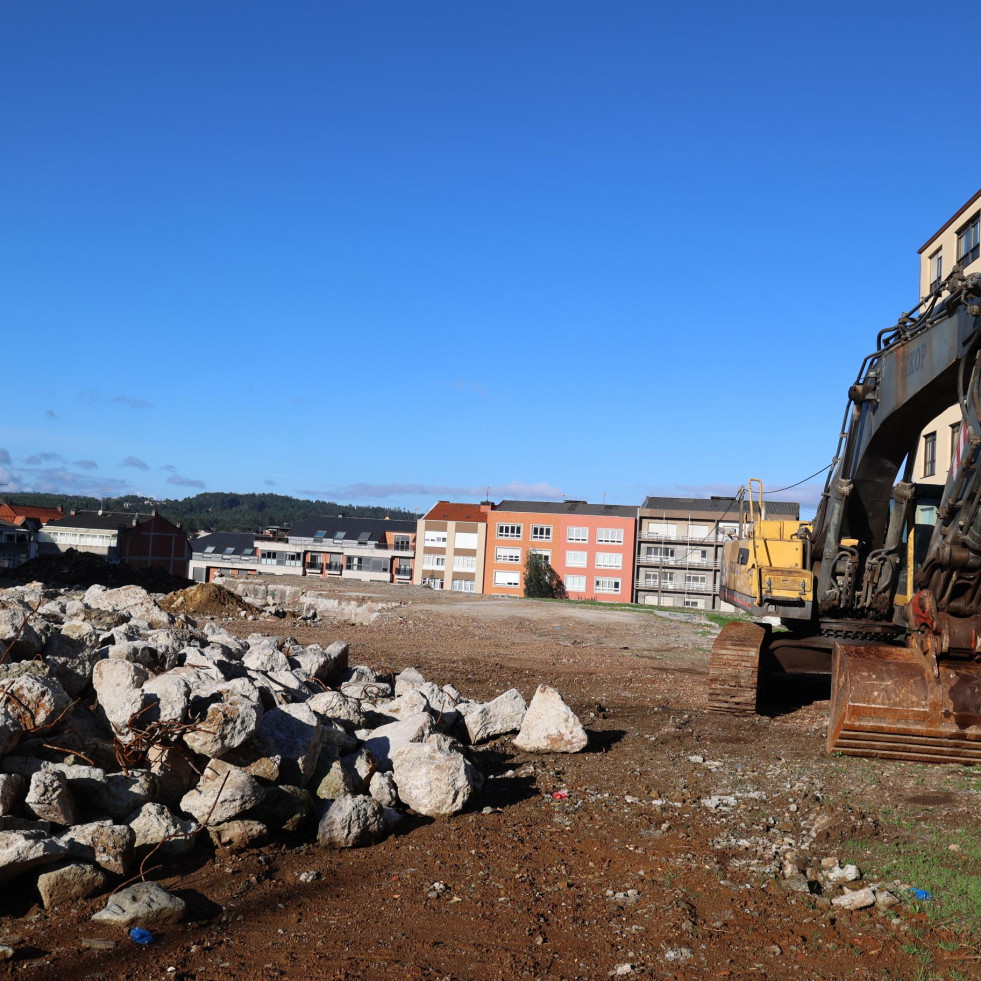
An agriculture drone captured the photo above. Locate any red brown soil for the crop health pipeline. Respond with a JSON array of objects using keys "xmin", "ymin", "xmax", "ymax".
[
  {"xmin": 5, "ymin": 579, "xmax": 980, "ymax": 980},
  {"xmin": 159, "ymin": 583, "xmax": 255, "ymax": 618}
]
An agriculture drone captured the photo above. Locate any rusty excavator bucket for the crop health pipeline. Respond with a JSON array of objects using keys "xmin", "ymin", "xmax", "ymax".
[{"xmin": 828, "ymin": 643, "xmax": 981, "ymax": 764}]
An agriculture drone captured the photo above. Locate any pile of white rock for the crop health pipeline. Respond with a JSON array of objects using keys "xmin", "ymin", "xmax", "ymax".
[{"xmin": 0, "ymin": 582, "xmax": 587, "ymax": 913}]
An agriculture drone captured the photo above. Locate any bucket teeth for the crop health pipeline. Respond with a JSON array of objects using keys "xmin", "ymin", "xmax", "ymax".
[{"xmin": 828, "ymin": 642, "xmax": 981, "ymax": 764}]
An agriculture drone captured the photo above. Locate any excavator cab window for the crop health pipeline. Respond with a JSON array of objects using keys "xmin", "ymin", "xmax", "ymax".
[{"xmin": 737, "ymin": 547, "xmax": 750, "ymax": 566}]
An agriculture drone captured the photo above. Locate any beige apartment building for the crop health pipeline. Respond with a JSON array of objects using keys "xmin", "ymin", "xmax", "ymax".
[
  {"xmin": 635, "ymin": 496, "xmax": 799, "ymax": 611},
  {"xmin": 414, "ymin": 501, "xmax": 490, "ymax": 593},
  {"xmin": 912, "ymin": 189, "xmax": 981, "ymax": 484}
]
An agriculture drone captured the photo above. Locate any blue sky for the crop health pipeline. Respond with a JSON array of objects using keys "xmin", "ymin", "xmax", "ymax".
[{"xmin": 1, "ymin": 2, "xmax": 975, "ymax": 516}]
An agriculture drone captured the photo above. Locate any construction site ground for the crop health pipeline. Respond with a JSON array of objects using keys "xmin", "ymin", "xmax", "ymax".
[{"xmin": 9, "ymin": 577, "xmax": 981, "ymax": 981}]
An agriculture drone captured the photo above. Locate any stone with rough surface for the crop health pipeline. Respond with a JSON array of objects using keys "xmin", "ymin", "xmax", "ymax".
[
  {"xmin": 92, "ymin": 880, "xmax": 185, "ymax": 927},
  {"xmin": 513, "ymin": 686, "xmax": 588, "ymax": 753},
  {"xmin": 92, "ymin": 659, "xmax": 149, "ymax": 731},
  {"xmin": 390, "ymin": 734, "xmax": 482, "ymax": 817},
  {"xmin": 0, "ymin": 674, "xmax": 72, "ymax": 732},
  {"xmin": 25, "ymin": 770, "xmax": 75, "ymax": 825},
  {"xmin": 102, "ymin": 771, "xmax": 156, "ymax": 821},
  {"xmin": 317, "ymin": 794, "xmax": 387, "ymax": 848},
  {"xmin": 37, "ymin": 862, "xmax": 110, "ymax": 909},
  {"xmin": 306, "ymin": 690, "xmax": 366, "ymax": 730},
  {"xmin": 128, "ymin": 803, "xmax": 197, "ymax": 857},
  {"xmin": 208, "ymin": 820, "xmax": 268, "ymax": 851},
  {"xmin": 247, "ymin": 703, "xmax": 322, "ymax": 787},
  {"xmin": 180, "ymin": 759, "xmax": 264, "ymax": 825},
  {"xmin": 363, "ymin": 713, "xmax": 434, "ymax": 770},
  {"xmin": 58, "ymin": 821, "xmax": 134, "ymax": 874},
  {"xmin": 369, "ymin": 771, "xmax": 399, "ymax": 808},
  {"xmin": 832, "ymin": 886, "xmax": 876, "ymax": 910},
  {"xmin": 0, "ymin": 830, "xmax": 67, "ymax": 883},
  {"xmin": 0, "ymin": 774, "xmax": 24, "ymax": 816},
  {"xmin": 463, "ymin": 688, "xmax": 527, "ymax": 744},
  {"xmin": 183, "ymin": 692, "xmax": 262, "ymax": 758}
]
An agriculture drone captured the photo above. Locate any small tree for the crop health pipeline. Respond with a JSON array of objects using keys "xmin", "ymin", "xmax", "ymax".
[{"xmin": 523, "ymin": 552, "xmax": 568, "ymax": 599}]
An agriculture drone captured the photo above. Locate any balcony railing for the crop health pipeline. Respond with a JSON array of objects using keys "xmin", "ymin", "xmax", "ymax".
[
  {"xmin": 636, "ymin": 555, "xmax": 719, "ymax": 569},
  {"xmin": 638, "ymin": 530, "xmax": 732, "ymax": 544},
  {"xmin": 635, "ymin": 579, "xmax": 714, "ymax": 593}
]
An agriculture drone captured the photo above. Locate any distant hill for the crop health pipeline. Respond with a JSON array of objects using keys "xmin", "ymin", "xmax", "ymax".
[{"xmin": 1, "ymin": 492, "xmax": 420, "ymax": 535}]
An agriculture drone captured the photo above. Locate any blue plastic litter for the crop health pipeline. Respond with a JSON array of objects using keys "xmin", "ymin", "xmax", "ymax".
[
  {"xmin": 909, "ymin": 888, "xmax": 932, "ymax": 901},
  {"xmin": 129, "ymin": 927, "xmax": 154, "ymax": 945}
]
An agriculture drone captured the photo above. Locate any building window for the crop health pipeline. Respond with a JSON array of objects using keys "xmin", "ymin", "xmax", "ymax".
[
  {"xmin": 530, "ymin": 525, "xmax": 552, "ymax": 541},
  {"xmin": 260, "ymin": 550, "xmax": 277, "ymax": 565},
  {"xmin": 951, "ymin": 422, "xmax": 962, "ymax": 466},
  {"xmin": 451, "ymin": 579, "xmax": 475, "ymax": 593},
  {"xmin": 529, "ymin": 548, "xmax": 551, "ymax": 561},
  {"xmin": 596, "ymin": 528, "xmax": 624, "ymax": 544},
  {"xmin": 644, "ymin": 572, "xmax": 659, "ymax": 585},
  {"xmin": 497, "ymin": 523, "xmax": 522, "ymax": 539},
  {"xmin": 647, "ymin": 522, "xmax": 676, "ymax": 538},
  {"xmin": 683, "ymin": 597, "xmax": 705, "ymax": 609},
  {"xmin": 594, "ymin": 577, "xmax": 621, "ymax": 594},
  {"xmin": 958, "ymin": 214, "xmax": 980, "ymax": 267},
  {"xmin": 284, "ymin": 552, "xmax": 301, "ymax": 567},
  {"xmin": 423, "ymin": 577, "xmax": 443, "ymax": 590},
  {"xmin": 395, "ymin": 563, "xmax": 412, "ymax": 577},
  {"xmin": 424, "ymin": 530, "xmax": 447, "ymax": 547},
  {"xmin": 393, "ymin": 535, "xmax": 412, "ymax": 552},
  {"xmin": 565, "ymin": 574, "xmax": 586, "ymax": 592},
  {"xmin": 454, "ymin": 531, "xmax": 478, "ymax": 549},
  {"xmin": 646, "ymin": 546, "xmax": 675, "ymax": 560},
  {"xmin": 923, "ymin": 431, "xmax": 937, "ymax": 477},
  {"xmin": 453, "ymin": 554, "xmax": 476, "ymax": 571},
  {"xmin": 495, "ymin": 546, "xmax": 521, "ymax": 563},
  {"xmin": 565, "ymin": 550, "xmax": 587, "ymax": 567},
  {"xmin": 566, "ymin": 527, "xmax": 588, "ymax": 543},
  {"xmin": 494, "ymin": 570, "xmax": 520, "ymax": 588},
  {"xmin": 685, "ymin": 573, "xmax": 707, "ymax": 587},
  {"xmin": 595, "ymin": 552, "xmax": 622, "ymax": 569},
  {"xmin": 929, "ymin": 249, "xmax": 943, "ymax": 292},
  {"xmin": 422, "ymin": 553, "xmax": 446, "ymax": 570}
]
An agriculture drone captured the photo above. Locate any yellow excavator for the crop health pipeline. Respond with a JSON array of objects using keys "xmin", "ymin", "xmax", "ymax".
[{"xmin": 710, "ymin": 269, "xmax": 981, "ymax": 764}]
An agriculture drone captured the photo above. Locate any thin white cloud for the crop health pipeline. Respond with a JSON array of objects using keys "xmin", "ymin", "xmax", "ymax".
[
  {"xmin": 24, "ymin": 452, "xmax": 64, "ymax": 465},
  {"xmin": 0, "ymin": 448, "xmax": 11, "ymax": 465},
  {"xmin": 122, "ymin": 456, "xmax": 149, "ymax": 471},
  {"xmin": 74, "ymin": 459, "xmax": 98, "ymax": 470},
  {"xmin": 263, "ymin": 479, "xmax": 276, "ymax": 486}
]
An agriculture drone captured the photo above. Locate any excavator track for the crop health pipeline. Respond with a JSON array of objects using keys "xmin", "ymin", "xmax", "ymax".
[{"xmin": 707, "ymin": 621, "xmax": 769, "ymax": 715}]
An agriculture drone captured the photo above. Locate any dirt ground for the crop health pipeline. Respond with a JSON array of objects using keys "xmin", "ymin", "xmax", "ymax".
[{"xmin": 5, "ymin": 579, "xmax": 981, "ymax": 981}]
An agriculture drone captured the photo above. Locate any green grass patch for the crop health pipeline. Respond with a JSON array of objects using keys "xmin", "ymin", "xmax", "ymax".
[
  {"xmin": 844, "ymin": 824, "xmax": 981, "ymax": 932},
  {"xmin": 529, "ymin": 595, "xmax": 750, "ymax": 629}
]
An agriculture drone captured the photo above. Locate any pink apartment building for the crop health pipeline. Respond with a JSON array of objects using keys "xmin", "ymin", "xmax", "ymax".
[{"xmin": 483, "ymin": 500, "xmax": 637, "ymax": 602}]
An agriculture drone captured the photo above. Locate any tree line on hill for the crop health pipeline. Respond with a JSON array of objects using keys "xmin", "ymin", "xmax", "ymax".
[{"xmin": 1, "ymin": 492, "xmax": 420, "ymax": 535}]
